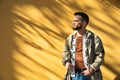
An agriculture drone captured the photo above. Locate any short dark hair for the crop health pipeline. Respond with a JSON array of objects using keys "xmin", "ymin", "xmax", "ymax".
[{"xmin": 74, "ymin": 12, "xmax": 89, "ymax": 25}]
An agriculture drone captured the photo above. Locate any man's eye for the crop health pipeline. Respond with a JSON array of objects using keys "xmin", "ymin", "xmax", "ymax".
[{"xmin": 73, "ymin": 20, "xmax": 78, "ymax": 22}]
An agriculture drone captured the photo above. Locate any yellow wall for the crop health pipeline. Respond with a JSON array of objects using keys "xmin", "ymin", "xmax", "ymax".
[{"xmin": 0, "ymin": 0, "xmax": 120, "ymax": 80}]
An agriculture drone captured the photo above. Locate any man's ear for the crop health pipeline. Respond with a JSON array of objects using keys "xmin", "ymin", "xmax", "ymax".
[{"xmin": 82, "ymin": 21, "xmax": 86, "ymax": 27}]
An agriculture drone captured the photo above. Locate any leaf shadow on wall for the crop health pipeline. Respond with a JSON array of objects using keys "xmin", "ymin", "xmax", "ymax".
[{"xmin": 0, "ymin": 0, "xmax": 74, "ymax": 80}]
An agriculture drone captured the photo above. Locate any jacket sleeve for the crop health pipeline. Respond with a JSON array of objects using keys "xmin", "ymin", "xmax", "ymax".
[
  {"xmin": 62, "ymin": 37, "xmax": 71, "ymax": 66},
  {"xmin": 90, "ymin": 35, "xmax": 105, "ymax": 71}
]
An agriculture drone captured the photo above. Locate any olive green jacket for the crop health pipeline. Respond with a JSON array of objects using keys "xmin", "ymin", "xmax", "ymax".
[{"xmin": 62, "ymin": 30, "xmax": 105, "ymax": 80}]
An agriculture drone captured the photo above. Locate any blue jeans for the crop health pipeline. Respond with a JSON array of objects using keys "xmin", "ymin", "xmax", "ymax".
[{"xmin": 71, "ymin": 72, "xmax": 90, "ymax": 80}]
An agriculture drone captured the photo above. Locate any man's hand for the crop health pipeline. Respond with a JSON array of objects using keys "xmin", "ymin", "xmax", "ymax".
[
  {"xmin": 81, "ymin": 68, "xmax": 94, "ymax": 76},
  {"xmin": 81, "ymin": 70, "xmax": 91, "ymax": 76},
  {"xmin": 65, "ymin": 62, "xmax": 73, "ymax": 70}
]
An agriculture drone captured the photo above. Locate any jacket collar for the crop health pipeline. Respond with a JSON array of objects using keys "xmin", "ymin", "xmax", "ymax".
[{"xmin": 71, "ymin": 30, "xmax": 93, "ymax": 39}]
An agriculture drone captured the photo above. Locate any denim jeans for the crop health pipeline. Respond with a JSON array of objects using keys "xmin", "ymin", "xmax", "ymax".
[{"xmin": 71, "ymin": 72, "xmax": 90, "ymax": 80}]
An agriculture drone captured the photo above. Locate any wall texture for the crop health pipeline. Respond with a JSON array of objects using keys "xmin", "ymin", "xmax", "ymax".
[{"xmin": 0, "ymin": 0, "xmax": 120, "ymax": 80}]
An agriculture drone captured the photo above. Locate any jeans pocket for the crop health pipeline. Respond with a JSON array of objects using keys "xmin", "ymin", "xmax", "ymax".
[{"xmin": 80, "ymin": 74, "xmax": 90, "ymax": 80}]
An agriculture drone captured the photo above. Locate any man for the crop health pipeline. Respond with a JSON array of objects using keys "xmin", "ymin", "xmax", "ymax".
[{"xmin": 62, "ymin": 12, "xmax": 105, "ymax": 80}]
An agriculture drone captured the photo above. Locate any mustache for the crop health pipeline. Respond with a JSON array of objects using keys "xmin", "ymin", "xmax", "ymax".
[{"xmin": 72, "ymin": 26, "xmax": 82, "ymax": 30}]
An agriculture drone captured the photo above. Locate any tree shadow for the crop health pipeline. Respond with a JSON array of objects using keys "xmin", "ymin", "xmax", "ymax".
[
  {"xmin": 100, "ymin": 0, "xmax": 120, "ymax": 9},
  {"xmin": 0, "ymin": 0, "xmax": 72, "ymax": 80},
  {"xmin": 0, "ymin": 0, "xmax": 18, "ymax": 80},
  {"xmin": 114, "ymin": 73, "xmax": 120, "ymax": 80}
]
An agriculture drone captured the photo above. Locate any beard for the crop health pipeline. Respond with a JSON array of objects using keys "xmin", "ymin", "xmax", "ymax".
[{"xmin": 72, "ymin": 25, "xmax": 82, "ymax": 30}]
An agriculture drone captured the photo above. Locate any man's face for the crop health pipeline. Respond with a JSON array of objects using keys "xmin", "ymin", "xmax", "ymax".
[{"xmin": 72, "ymin": 15, "xmax": 82, "ymax": 30}]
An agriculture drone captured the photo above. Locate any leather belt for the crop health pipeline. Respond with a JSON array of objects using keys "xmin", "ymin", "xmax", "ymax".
[{"xmin": 75, "ymin": 68, "xmax": 86, "ymax": 72}]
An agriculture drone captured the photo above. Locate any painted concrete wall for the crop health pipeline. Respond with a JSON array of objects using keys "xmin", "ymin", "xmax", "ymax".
[{"xmin": 0, "ymin": 0, "xmax": 120, "ymax": 80}]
